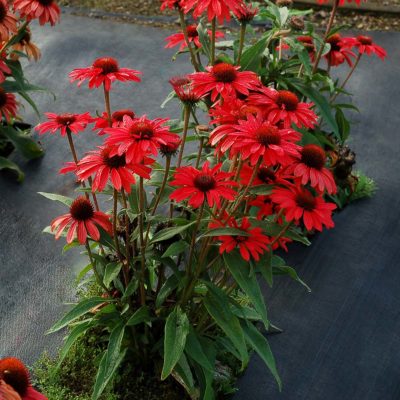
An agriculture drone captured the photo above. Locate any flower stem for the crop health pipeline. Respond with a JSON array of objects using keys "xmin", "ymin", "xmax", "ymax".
[
  {"xmin": 180, "ymin": 202, "xmax": 205, "ymax": 305},
  {"xmin": 312, "ymin": 0, "xmax": 340, "ymax": 74},
  {"xmin": 121, "ymin": 189, "xmax": 131, "ymax": 287},
  {"xmin": 179, "ymin": 10, "xmax": 200, "ymax": 71},
  {"xmin": 211, "ymin": 18, "xmax": 216, "ymax": 65},
  {"xmin": 138, "ymin": 177, "xmax": 147, "ymax": 306},
  {"xmin": 177, "ymin": 104, "xmax": 191, "ymax": 168},
  {"xmin": 331, "ymin": 53, "xmax": 362, "ymax": 103},
  {"xmin": 237, "ymin": 23, "xmax": 247, "ymax": 65},
  {"xmin": 103, "ymin": 84, "xmax": 112, "ymax": 126},
  {"xmin": 113, "ymin": 188, "xmax": 123, "ymax": 261},
  {"xmin": 195, "ymin": 137, "xmax": 205, "ymax": 169},
  {"xmin": 86, "ymin": 241, "xmax": 109, "ymax": 293}
]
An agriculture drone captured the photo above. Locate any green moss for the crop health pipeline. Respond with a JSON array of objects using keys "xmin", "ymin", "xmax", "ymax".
[{"xmin": 349, "ymin": 171, "xmax": 377, "ymax": 202}]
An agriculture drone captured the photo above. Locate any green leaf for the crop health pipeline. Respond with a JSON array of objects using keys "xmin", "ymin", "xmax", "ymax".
[
  {"xmin": 156, "ymin": 274, "xmax": 180, "ymax": 308},
  {"xmin": 172, "ymin": 353, "xmax": 199, "ymax": 399},
  {"xmin": 201, "ymin": 227, "xmax": 250, "ymax": 238},
  {"xmin": 122, "ymin": 279, "xmax": 139, "ymax": 301},
  {"xmin": 47, "ymin": 297, "xmax": 110, "ymax": 333},
  {"xmin": 38, "ymin": 192, "xmax": 73, "ymax": 207},
  {"xmin": 185, "ymin": 328, "xmax": 214, "ymax": 373},
  {"xmin": 151, "ymin": 221, "xmax": 196, "ymax": 244},
  {"xmin": 258, "ymin": 251, "xmax": 273, "ymax": 287},
  {"xmin": 162, "ymin": 241, "xmax": 189, "ymax": 258},
  {"xmin": 103, "ymin": 262, "xmax": 122, "ymax": 289},
  {"xmin": 92, "ymin": 323, "xmax": 126, "ymax": 400},
  {"xmin": 57, "ymin": 320, "xmax": 94, "ymax": 368},
  {"xmin": 273, "ymin": 265, "xmax": 311, "ymax": 292},
  {"xmin": 240, "ymin": 34, "xmax": 269, "ymax": 72},
  {"xmin": 224, "ymin": 252, "xmax": 269, "ymax": 330},
  {"xmin": 203, "ymin": 282, "xmax": 249, "ymax": 368},
  {"xmin": 241, "ymin": 320, "xmax": 281, "ymax": 390},
  {"xmin": 335, "ymin": 107, "xmax": 350, "ymax": 143},
  {"xmin": 162, "ymin": 306, "xmax": 190, "ymax": 380},
  {"xmin": 0, "ymin": 125, "xmax": 43, "ymax": 160},
  {"xmin": 0, "ymin": 156, "xmax": 24, "ymax": 182},
  {"xmin": 290, "ymin": 79, "xmax": 339, "ymax": 139},
  {"xmin": 197, "ymin": 19, "xmax": 212, "ymax": 61},
  {"xmin": 126, "ymin": 306, "xmax": 151, "ymax": 326}
]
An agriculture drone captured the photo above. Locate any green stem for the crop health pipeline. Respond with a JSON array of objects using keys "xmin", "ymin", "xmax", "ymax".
[
  {"xmin": 179, "ymin": 10, "xmax": 200, "ymax": 71},
  {"xmin": 211, "ymin": 18, "xmax": 216, "ymax": 65},
  {"xmin": 177, "ymin": 104, "xmax": 191, "ymax": 168},
  {"xmin": 312, "ymin": 0, "xmax": 340, "ymax": 74},
  {"xmin": 180, "ymin": 202, "xmax": 205, "ymax": 305},
  {"xmin": 103, "ymin": 84, "xmax": 112, "ymax": 126},
  {"xmin": 138, "ymin": 177, "xmax": 147, "ymax": 306},
  {"xmin": 113, "ymin": 188, "xmax": 123, "ymax": 261},
  {"xmin": 86, "ymin": 242, "xmax": 109, "ymax": 294},
  {"xmin": 237, "ymin": 23, "xmax": 247, "ymax": 65},
  {"xmin": 121, "ymin": 189, "xmax": 131, "ymax": 288},
  {"xmin": 331, "ymin": 53, "xmax": 362, "ymax": 103}
]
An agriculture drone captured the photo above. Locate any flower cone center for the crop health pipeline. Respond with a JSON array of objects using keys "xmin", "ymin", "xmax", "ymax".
[
  {"xmin": 212, "ymin": 63, "xmax": 237, "ymax": 83},
  {"xmin": 357, "ymin": 35, "xmax": 373, "ymax": 45},
  {"xmin": 327, "ymin": 34, "xmax": 341, "ymax": 51},
  {"xmin": 93, "ymin": 57, "xmax": 119, "ymax": 74},
  {"xmin": 102, "ymin": 148, "xmax": 126, "ymax": 168},
  {"xmin": 277, "ymin": 90, "xmax": 299, "ymax": 111},
  {"xmin": 295, "ymin": 190, "xmax": 316, "ymax": 211},
  {"xmin": 194, "ymin": 173, "xmax": 216, "ymax": 192},
  {"xmin": 256, "ymin": 125, "xmax": 281, "ymax": 146},
  {"xmin": 301, "ymin": 144, "xmax": 326, "ymax": 170},
  {"xmin": 0, "ymin": 3, "xmax": 7, "ymax": 22},
  {"xmin": 186, "ymin": 25, "xmax": 198, "ymax": 38},
  {"xmin": 0, "ymin": 358, "xmax": 30, "ymax": 396},
  {"xmin": 70, "ymin": 197, "xmax": 94, "ymax": 221},
  {"xmin": 257, "ymin": 167, "xmax": 276, "ymax": 183},
  {"xmin": 38, "ymin": 0, "xmax": 54, "ymax": 5},
  {"xmin": 0, "ymin": 88, "xmax": 7, "ymax": 108},
  {"xmin": 112, "ymin": 109, "xmax": 135, "ymax": 122},
  {"xmin": 56, "ymin": 113, "xmax": 76, "ymax": 126},
  {"xmin": 129, "ymin": 122, "xmax": 154, "ymax": 140}
]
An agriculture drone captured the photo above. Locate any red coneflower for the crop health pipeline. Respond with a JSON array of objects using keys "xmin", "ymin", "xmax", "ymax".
[
  {"xmin": 341, "ymin": 35, "xmax": 387, "ymax": 60},
  {"xmin": 51, "ymin": 196, "xmax": 112, "ymax": 244},
  {"xmin": 0, "ymin": 358, "xmax": 47, "ymax": 400},
  {"xmin": 0, "ymin": 88, "xmax": 17, "ymax": 122},
  {"xmin": 93, "ymin": 109, "xmax": 135, "ymax": 135},
  {"xmin": 105, "ymin": 115, "xmax": 180, "ymax": 164},
  {"xmin": 285, "ymin": 144, "xmax": 337, "ymax": 194},
  {"xmin": 183, "ymin": 0, "xmax": 244, "ymax": 24},
  {"xmin": 35, "ymin": 112, "xmax": 92, "ymax": 137},
  {"xmin": 69, "ymin": 57, "xmax": 141, "ymax": 91},
  {"xmin": 13, "ymin": 0, "xmax": 61, "ymax": 26},
  {"xmin": 248, "ymin": 195, "xmax": 275, "ymax": 220},
  {"xmin": 11, "ymin": 29, "xmax": 41, "ymax": 61},
  {"xmin": 170, "ymin": 161, "xmax": 238, "ymax": 208},
  {"xmin": 209, "ymin": 96, "xmax": 262, "ymax": 153},
  {"xmin": 317, "ymin": 0, "xmax": 364, "ymax": 5},
  {"xmin": 0, "ymin": 58, "xmax": 11, "ymax": 83},
  {"xmin": 77, "ymin": 146, "xmax": 154, "ymax": 193},
  {"xmin": 324, "ymin": 33, "xmax": 356, "ymax": 67},
  {"xmin": 271, "ymin": 185, "xmax": 336, "ymax": 231},
  {"xmin": 234, "ymin": 3, "xmax": 258, "ymax": 23},
  {"xmin": 165, "ymin": 25, "xmax": 224, "ymax": 51},
  {"xmin": 228, "ymin": 114, "xmax": 301, "ymax": 166},
  {"xmin": 0, "ymin": 358, "xmax": 29, "ymax": 396},
  {"xmin": 249, "ymin": 87, "xmax": 318, "ymax": 129},
  {"xmin": 210, "ymin": 216, "xmax": 270, "ymax": 261},
  {"xmin": 160, "ymin": 0, "xmax": 184, "ymax": 10},
  {"xmin": 0, "ymin": 0, "xmax": 17, "ymax": 41},
  {"xmin": 189, "ymin": 63, "xmax": 260, "ymax": 102},
  {"xmin": 169, "ymin": 76, "xmax": 204, "ymax": 105},
  {"xmin": 297, "ymin": 35, "xmax": 316, "ymax": 60},
  {"xmin": 240, "ymin": 163, "xmax": 288, "ymax": 187}
]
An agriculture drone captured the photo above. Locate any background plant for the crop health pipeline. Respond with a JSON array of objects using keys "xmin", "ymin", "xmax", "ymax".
[
  {"xmin": 38, "ymin": 1, "xmax": 384, "ymax": 399},
  {"xmin": 0, "ymin": 0, "xmax": 60, "ymax": 181}
]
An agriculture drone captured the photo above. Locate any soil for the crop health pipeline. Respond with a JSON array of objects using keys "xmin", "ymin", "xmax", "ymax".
[{"xmin": 58, "ymin": 0, "xmax": 400, "ymax": 31}]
